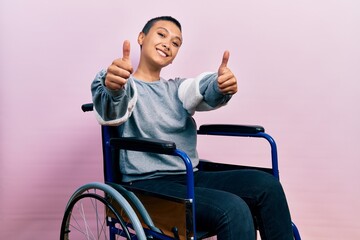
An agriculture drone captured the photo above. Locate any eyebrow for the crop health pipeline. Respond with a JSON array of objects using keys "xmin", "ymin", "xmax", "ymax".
[{"xmin": 157, "ymin": 27, "xmax": 183, "ymax": 42}]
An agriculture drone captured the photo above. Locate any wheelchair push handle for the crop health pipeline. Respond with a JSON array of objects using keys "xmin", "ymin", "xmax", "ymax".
[{"xmin": 81, "ymin": 103, "xmax": 94, "ymax": 112}]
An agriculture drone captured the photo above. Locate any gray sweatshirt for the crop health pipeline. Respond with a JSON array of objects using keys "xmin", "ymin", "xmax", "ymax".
[{"xmin": 91, "ymin": 69, "xmax": 231, "ymax": 182}]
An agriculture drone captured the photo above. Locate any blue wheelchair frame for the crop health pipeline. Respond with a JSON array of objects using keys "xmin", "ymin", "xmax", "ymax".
[{"xmin": 63, "ymin": 103, "xmax": 302, "ymax": 240}]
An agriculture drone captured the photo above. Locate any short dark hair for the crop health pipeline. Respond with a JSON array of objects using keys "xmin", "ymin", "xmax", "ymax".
[{"xmin": 141, "ymin": 16, "xmax": 182, "ymax": 35}]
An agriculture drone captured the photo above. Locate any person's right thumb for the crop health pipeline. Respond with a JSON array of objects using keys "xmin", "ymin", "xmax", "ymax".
[{"xmin": 122, "ymin": 40, "xmax": 131, "ymax": 61}]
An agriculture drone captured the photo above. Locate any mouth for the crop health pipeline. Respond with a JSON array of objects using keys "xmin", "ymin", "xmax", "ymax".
[{"xmin": 156, "ymin": 49, "xmax": 169, "ymax": 57}]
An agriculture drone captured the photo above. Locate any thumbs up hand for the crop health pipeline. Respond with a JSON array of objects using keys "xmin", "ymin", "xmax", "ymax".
[
  {"xmin": 105, "ymin": 40, "xmax": 134, "ymax": 90},
  {"xmin": 217, "ymin": 51, "xmax": 238, "ymax": 95}
]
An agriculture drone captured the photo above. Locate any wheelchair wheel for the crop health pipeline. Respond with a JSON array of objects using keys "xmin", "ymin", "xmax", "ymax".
[{"xmin": 60, "ymin": 182, "xmax": 147, "ymax": 240}]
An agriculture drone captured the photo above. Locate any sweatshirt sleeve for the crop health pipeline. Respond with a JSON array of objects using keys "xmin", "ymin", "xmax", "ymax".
[
  {"xmin": 178, "ymin": 72, "xmax": 231, "ymax": 115},
  {"xmin": 91, "ymin": 69, "xmax": 137, "ymax": 126}
]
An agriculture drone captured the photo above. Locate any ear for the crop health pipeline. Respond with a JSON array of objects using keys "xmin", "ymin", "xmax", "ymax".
[{"xmin": 137, "ymin": 32, "xmax": 145, "ymax": 46}]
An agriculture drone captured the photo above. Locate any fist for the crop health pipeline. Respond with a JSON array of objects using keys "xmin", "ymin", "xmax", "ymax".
[{"xmin": 105, "ymin": 40, "xmax": 133, "ymax": 90}]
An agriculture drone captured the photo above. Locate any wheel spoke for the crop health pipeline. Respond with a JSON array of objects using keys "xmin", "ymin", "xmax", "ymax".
[{"xmin": 60, "ymin": 188, "xmax": 141, "ymax": 240}]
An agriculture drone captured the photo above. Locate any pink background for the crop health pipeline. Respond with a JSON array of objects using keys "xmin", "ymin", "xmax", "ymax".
[{"xmin": 1, "ymin": 0, "xmax": 360, "ymax": 239}]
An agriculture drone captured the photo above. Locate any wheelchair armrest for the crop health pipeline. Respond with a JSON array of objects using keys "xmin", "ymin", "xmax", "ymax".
[
  {"xmin": 198, "ymin": 124, "xmax": 265, "ymax": 134},
  {"xmin": 109, "ymin": 137, "xmax": 195, "ymax": 199},
  {"xmin": 110, "ymin": 137, "xmax": 177, "ymax": 155}
]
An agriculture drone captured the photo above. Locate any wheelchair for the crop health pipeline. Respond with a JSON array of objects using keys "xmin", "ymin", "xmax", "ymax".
[{"xmin": 60, "ymin": 103, "xmax": 301, "ymax": 240}]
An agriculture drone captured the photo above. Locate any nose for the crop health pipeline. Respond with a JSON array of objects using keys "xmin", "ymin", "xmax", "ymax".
[{"xmin": 162, "ymin": 43, "xmax": 170, "ymax": 51}]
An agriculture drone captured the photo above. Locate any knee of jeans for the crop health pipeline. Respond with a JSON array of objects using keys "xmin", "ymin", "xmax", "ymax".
[
  {"xmin": 218, "ymin": 194, "xmax": 254, "ymax": 228},
  {"xmin": 259, "ymin": 173, "xmax": 286, "ymax": 200},
  {"xmin": 197, "ymin": 193, "xmax": 255, "ymax": 238}
]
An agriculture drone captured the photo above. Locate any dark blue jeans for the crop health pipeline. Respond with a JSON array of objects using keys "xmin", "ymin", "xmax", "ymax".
[{"xmin": 129, "ymin": 169, "xmax": 294, "ymax": 240}]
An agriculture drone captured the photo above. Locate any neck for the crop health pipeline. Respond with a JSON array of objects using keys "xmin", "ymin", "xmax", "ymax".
[
  {"xmin": 133, "ymin": 69, "xmax": 160, "ymax": 82},
  {"xmin": 133, "ymin": 61, "xmax": 162, "ymax": 82}
]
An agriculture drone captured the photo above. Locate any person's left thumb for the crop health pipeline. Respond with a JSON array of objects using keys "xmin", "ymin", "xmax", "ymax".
[{"xmin": 218, "ymin": 50, "xmax": 230, "ymax": 75}]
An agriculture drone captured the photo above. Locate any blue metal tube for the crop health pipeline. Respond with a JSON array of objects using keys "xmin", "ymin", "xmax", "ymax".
[
  {"xmin": 198, "ymin": 131, "xmax": 280, "ymax": 180},
  {"xmin": 102, "ymin": 126, "xmax": 114, "ymax": 183},
  {"xmin": 292, "ymin": 222, "xmax": 302, "ymax": 240},
  {"xmin": 173, "ymin": 149, "xmax": 196, "ymax": 240},
  {"xmin": 173, "ymin": 149, "xmax": 195, "ymax": 199},
  {"xmin": 257, "ymin": 132, "xmax": 279, "ymax": 180}
]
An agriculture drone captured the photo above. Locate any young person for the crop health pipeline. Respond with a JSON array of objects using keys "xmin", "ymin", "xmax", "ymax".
[{"xmin": 91, "ymin": 16, "xmax": 294, "ymax": 240}]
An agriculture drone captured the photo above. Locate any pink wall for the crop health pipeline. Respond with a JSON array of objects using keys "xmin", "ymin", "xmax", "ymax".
[{"xmin": 1, "ymin": 0, "xmax": 359, "ymax": 239}]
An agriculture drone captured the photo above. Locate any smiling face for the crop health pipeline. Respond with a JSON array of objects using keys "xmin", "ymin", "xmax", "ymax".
[{"xmin": 137, "ymin": 20, "xmax": 183, "ymax": 70}]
